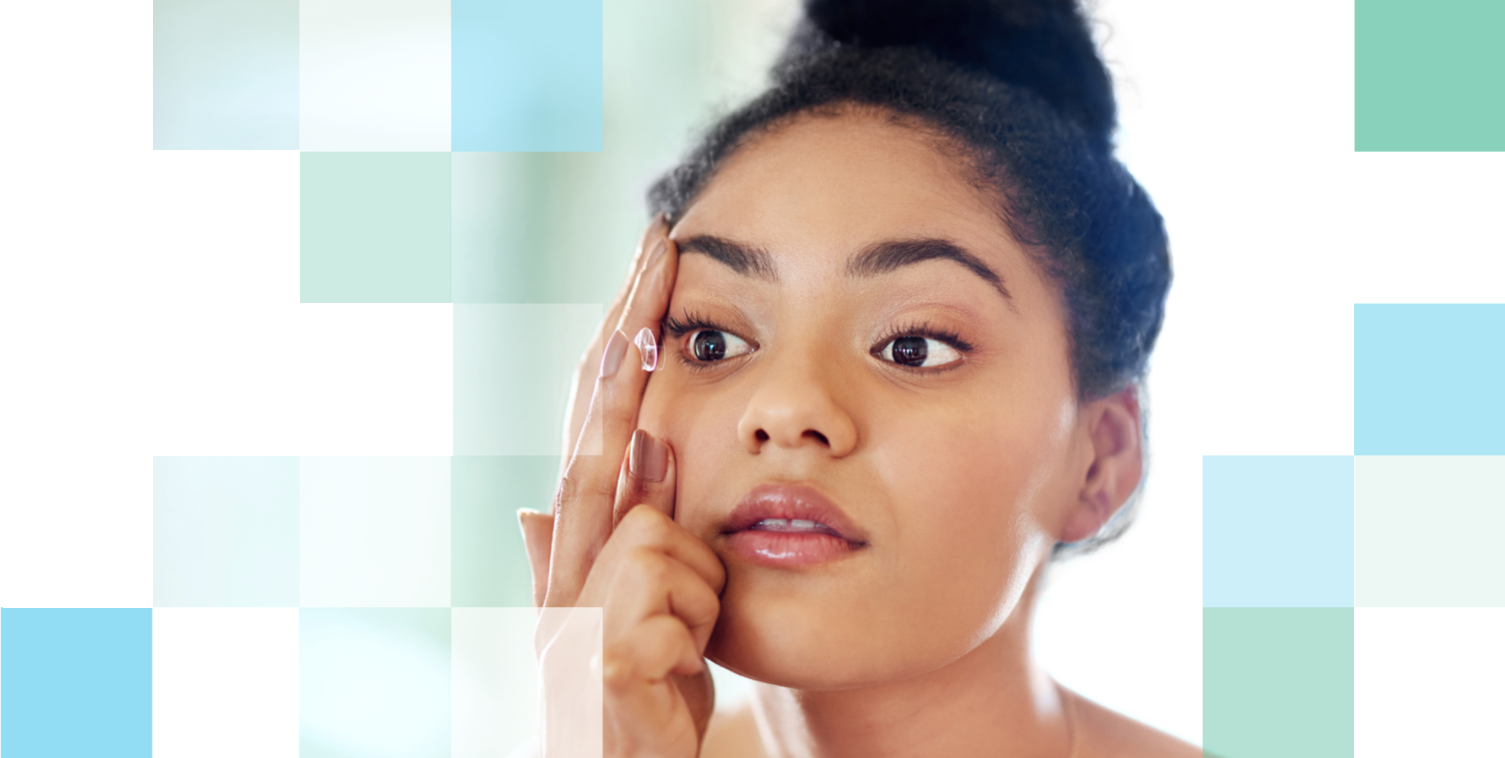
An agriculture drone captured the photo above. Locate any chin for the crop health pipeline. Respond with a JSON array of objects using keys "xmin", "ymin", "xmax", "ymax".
[{"xmin": 703, "ymin": 575, "xmax": 920, "ymax": 691}]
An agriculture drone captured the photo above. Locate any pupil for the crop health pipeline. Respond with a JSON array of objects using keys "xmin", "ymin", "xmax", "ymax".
[
  {"xmin": 892, "ymin": 337, "xmax": 927, "ymax": 366},
  {"xmin": 694, "ymin": 331, "xmax": 727, "ymax": 361}
]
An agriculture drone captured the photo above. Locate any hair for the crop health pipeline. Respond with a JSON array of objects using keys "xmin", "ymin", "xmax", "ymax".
[{"xmin": 647, "ymin": 0, "xmax": 1171, "ymax": 557}]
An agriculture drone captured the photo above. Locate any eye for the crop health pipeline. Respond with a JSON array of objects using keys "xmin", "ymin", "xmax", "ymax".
[
  {"xmin": 688, "ymin": 329, "xmax": 753, "ymax": 363},
  {"xmin": 877, "ymin": 335, "xmax": 964, "ymax": 368}
]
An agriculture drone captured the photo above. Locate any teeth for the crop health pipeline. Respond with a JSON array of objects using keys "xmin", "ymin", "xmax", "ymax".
[{"xmin": 752, "ymin": 518, "xmax": 828, "ymax": 532}]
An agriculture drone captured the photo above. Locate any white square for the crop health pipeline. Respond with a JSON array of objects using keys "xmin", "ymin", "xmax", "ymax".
[
  {"xmin": 300, "ymin": 0, "xmax": 450, "ymax": 150},
  {"xmin": 1356, "ymin": 607, "xmax": 1505, "ymax": 756},
  {"xmin": 452, "ymin": 608, "xmax": 542, "ymax": 758},
  {"xmin": 153, "ymin": 608, "xmax": 300, "ymax": 758},
  {"xmin": 300, "ymin": 456, "xmax": 451, "ymax": 607}
]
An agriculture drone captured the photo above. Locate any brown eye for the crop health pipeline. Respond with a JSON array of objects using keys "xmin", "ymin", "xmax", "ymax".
[
  {"xmin": 689, "ymin": 330, "xmax": 751, "ymax": 362},
  {"xmin": 878, "ymin": 336, "xmax": 963, "ymax": 369}
]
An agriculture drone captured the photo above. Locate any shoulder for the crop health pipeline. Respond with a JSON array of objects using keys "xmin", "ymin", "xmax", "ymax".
[
  {"xmin": 701, "ymin": 702, "xmax": 767, "ymax": 758},
  {"xmin": 1072, "ymin": 690, "xmax": 1202, "ymax": 758}
]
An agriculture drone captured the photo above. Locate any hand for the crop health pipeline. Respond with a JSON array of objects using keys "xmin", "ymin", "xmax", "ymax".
[{"xmin": 518, "ymin": 219, "xmax": 727, "ymax": 757}]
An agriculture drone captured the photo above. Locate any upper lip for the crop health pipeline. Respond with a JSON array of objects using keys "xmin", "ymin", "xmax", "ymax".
[{"xmin": 719, "ymin": 483, "xmax": 868, "ymax": 545}]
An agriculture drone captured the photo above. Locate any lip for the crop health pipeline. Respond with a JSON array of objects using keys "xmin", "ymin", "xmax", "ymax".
[{"xmin": 718, "ymin": 483, "xmax": 868, "ymax": 567}]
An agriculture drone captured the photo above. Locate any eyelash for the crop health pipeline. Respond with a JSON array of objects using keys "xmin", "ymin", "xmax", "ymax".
[{"xmin": 662, "ymin": 311, "xmax": 974, "ymax": 372}]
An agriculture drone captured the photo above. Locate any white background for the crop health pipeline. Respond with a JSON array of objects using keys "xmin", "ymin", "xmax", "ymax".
[{"xmin": 3, "ymin": 0, "xmax": 1504, "ymax": 752}]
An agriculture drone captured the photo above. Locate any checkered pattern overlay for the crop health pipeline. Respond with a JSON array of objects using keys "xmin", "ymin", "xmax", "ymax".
[{"xmin": 6, "ymin": 2, "xmax": 1505, "ymax": 756}]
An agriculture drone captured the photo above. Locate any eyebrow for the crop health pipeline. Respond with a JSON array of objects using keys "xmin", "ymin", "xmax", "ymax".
[
  {"xmin": 848, "ymin": 238, "xmax": 1012, "ymax": 303},
  {"xmin": 677, "ymin": 234, "xmax": 1011, "ymax": 303},
  {"xmin": 675, "ymin": 235, "xmax": 778, "ymax": 281}
]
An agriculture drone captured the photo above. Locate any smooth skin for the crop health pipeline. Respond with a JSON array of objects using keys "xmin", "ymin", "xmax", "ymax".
[{"xmin": 521, "ymin": 109, "xmax": 1200, "ymax": 757}]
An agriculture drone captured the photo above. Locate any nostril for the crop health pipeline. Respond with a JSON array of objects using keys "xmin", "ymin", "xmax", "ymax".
[
  {"xmin": 805, "ymin": 430, "xmax": 829, "ymax": 446},
  {"xmin": 755, "ymin": 429, "xmax": 770, "ymax": 443}
]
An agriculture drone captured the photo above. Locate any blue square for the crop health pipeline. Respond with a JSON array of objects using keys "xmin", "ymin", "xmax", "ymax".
[
  {"xmin": 1356, "ymin": 304, "xmax": 1505, "ymax": 454},
  {"xmin": 1, "ymin": 609, "xmax": 153, "ymax": 758},
  {"xmin": 452, "ymin": 0, "xmax": 604, "ymax": 151},
  {"xmin": 1204, "ymin": 456, "xmax": 1354, "ymax": 608}
]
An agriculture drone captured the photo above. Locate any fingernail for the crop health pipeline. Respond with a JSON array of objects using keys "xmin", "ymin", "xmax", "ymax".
[
  {"xmin": 629, "ymin": 429, "xmax": 668, "ymax": 482},
  {"xmin": 600, "ymin": 330, "xmax": 628, "ymax": 379},
  {"xmin": 634, "ymin": 327, "xmax": 659, "ymax": 372}
]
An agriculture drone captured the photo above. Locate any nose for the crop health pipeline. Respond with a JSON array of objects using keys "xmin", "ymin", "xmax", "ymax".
[{"xmin": 736, "ymin": 347, "xmax": 858, "ymax": 457}]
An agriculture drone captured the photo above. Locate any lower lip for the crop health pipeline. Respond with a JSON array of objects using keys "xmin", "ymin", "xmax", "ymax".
[{"xmin": 723, "ymin": 529, "xmax": 862, "ymax": 567}]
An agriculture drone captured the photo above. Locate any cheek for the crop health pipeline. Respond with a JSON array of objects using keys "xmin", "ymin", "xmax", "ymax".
[
  {"xmin": 637, "ymin": 374, "xmax": 743, "ymax": 512},
  {"xmin": 871, "ymin": 392, "xmax": 1069, "ymax": 604}
]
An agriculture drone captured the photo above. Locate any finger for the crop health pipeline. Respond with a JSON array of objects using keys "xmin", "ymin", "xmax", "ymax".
[
  {"xmin": 518, "ymin": 509, "xmax": 555, "ymax": 608},
  {"xmin": 602, "ymin": 615, "xmax": 704, "ymax": 752},
  {"xmin": 613, "ymin": 430, "xmax": 676, "ymax": 527},
  {"xmin": 604, "ymin": 614, "xmax": 705, "ymax": 690},
  {"xmin": 609, "ymin": 505, "xmax": 727, "ymax": 600},
  {"xmin": 603, "ymin": 546, "xmax": 722, "ymax": 657},
  {"xmin": 560, "ymin": 215, "xmax": 670, "ymax": 467},
  {"xmin": 547, "ymin": 235, "xmax": 677, "ymax": 606}
]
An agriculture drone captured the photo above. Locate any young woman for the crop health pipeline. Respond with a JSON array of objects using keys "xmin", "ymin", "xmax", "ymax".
[{"xmin": 519, "ymin": 0, "xmax": 1195, "ymax": 754}]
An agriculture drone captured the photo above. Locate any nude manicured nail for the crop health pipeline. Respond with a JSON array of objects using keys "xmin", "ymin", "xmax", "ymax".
[
  {"xmin": 600, "ymin": 330, "xmax": 629, "ymax": 379},
  {"xmin": 634, "ymin": 327, "xmax": 659, "ymax": 372},
  {"xmin": 630, "ymin": 429, "xmax": 668, "ymax": 482}
]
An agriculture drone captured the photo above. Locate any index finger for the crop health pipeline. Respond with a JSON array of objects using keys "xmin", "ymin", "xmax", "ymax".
[{"xmin": 545, "ymin": 233, "xmax": 679, "ymax": 606}]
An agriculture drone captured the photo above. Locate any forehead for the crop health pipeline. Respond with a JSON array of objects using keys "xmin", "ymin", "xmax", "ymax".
[{"xmin": 673, "ymin": 112, "xmax": 1041, "ymax": 297}]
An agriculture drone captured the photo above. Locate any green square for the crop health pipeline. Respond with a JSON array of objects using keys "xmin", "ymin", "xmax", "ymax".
[
  {"xmin": 452, "ymin": 456, "xmax": 559, "ymax": 607},
  {"xmin": 301, "ymin": 152, "xmax": 451, "ymax": 302},
  {"xmin": 1204, "ymin": 608, "xmax": 1354, "ymax": 757},
  {"xmin": 1356, "ymin": 0, "xmax": 1505, "ymax": 151}
]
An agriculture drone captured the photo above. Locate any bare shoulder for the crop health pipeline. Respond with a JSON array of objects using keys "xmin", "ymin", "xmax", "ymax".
[
  {"xmin": 701, "ymin": 701, "xmax": 767, "ymax": 758},
  {"xmin": 1072, "ymin": 691, "xmax": 1202, "ymax": 758}
]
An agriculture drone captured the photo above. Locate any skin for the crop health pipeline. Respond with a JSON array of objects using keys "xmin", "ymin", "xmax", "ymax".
[{"xmin": 521, "ymin": 110, "xmax": 1199, "ymax": 757}]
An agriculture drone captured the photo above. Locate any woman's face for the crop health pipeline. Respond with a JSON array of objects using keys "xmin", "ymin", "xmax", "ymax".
[{"xmin": 638, "ymin": 112, "xmax": 1094, "ymax": 689}]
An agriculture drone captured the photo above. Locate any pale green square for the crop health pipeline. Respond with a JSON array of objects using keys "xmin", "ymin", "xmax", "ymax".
[
  {"xmin": 1204, "ymin": 608, "xmax": 1354, "ymax": 758},
  {"xmin": 1355, "ymin": 456, "xmax": 1505, "ymax": 606},
  {"xmin": 301, "ymin": 152, "xmax": 451, "ymax": 303},
  {"xmin": 452, "ymin": 456, "xmax": 559, "ymax": 607},
  {"xmin": 453, "ymin": 304, "xmax": 602, "ymax": 456}
]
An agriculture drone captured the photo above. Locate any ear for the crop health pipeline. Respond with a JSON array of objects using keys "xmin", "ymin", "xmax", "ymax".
[{"xmin": 1060, "ymin": 386, "xmax": 1144, "ymax": 544}]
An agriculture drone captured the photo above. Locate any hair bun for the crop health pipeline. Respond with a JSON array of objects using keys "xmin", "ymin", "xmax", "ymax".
[{"xmin": 794, "ymin": 0, "xmax": 1116, "ymax": 146}]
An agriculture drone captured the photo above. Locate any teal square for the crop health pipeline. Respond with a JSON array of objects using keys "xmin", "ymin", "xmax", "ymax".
[
  {"xmin": 154, "ymin": 456, "xmax": 300, "ymax": 607},
  {"xmin": 300, "ymin": 608, "xmax": 451, "ymax": 757},
  {"xmin": 301, "ymin": 152, "xmax": 451, "ymax": 303},
  {"xmin": 1, "ymin": 608, "xmax": 153, "ymax": 758},
  {"xmin": 1356, "ymin": 0, "xmax": 1505, "ymax": 151},
  {"xmin": 1204, "ymin": 608, "xmax": 1354, "ymax": 758},
  {"xmin": 452, "ymin": 456, "xmax": 559, "ymax": 607}
]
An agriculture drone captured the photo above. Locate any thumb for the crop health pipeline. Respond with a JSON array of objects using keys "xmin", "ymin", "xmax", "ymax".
[
  {"xmin": 613, "ymin": 429, "xmax": 677, "ymax": 527},
  {"xmin": 518, "ymin": 509, "xmax": 554, "ymax": 608}
]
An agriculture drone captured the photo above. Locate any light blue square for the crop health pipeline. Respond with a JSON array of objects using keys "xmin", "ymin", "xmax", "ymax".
[
  {"xmin": 1356, "ymin": 304, "xmax": 1505, "ymax": 455},
  {"xmin": 452, "ymin": 0, "xmax": 603, "ymax": 151},
  {"xmin": 1204, "ymin": 456, "xmax": 1355, "ymax": 608},
  {"xmin": 1, "ymin": 608, "xmax": 153, "ymax": 758},
  {"xmin": 154, "ymin": 456, "xmax": 300, "ymax": 607},
  {"xmin": 300, "ymin": 608, "xmax": 451, "ymax": 758}
]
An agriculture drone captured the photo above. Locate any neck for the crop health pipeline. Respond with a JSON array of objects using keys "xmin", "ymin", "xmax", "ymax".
[{"xmin": 747, "ymin": 568, "xmax": 1072, "ymax": 758}]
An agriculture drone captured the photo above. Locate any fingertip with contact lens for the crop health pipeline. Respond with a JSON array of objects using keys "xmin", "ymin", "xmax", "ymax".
[{"xmin": 634, "ymin": 327, "xmax": 659, "ymax": 372}]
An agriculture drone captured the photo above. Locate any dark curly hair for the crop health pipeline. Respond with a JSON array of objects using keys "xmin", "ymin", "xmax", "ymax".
[{"xmin": 647, "ymin": 0, "xmax": 1171, "ymax": 555}]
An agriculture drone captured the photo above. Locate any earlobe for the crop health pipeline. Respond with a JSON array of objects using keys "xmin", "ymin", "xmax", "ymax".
[{"xmin": 1060, "ymin": 387, "xmax": 1144, "ymax": 544}]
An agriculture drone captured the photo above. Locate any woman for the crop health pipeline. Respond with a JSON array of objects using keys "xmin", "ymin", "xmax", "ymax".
[{"xmin": 519, "ymin": 0, "xmax": 1193, "ymax": 754}]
